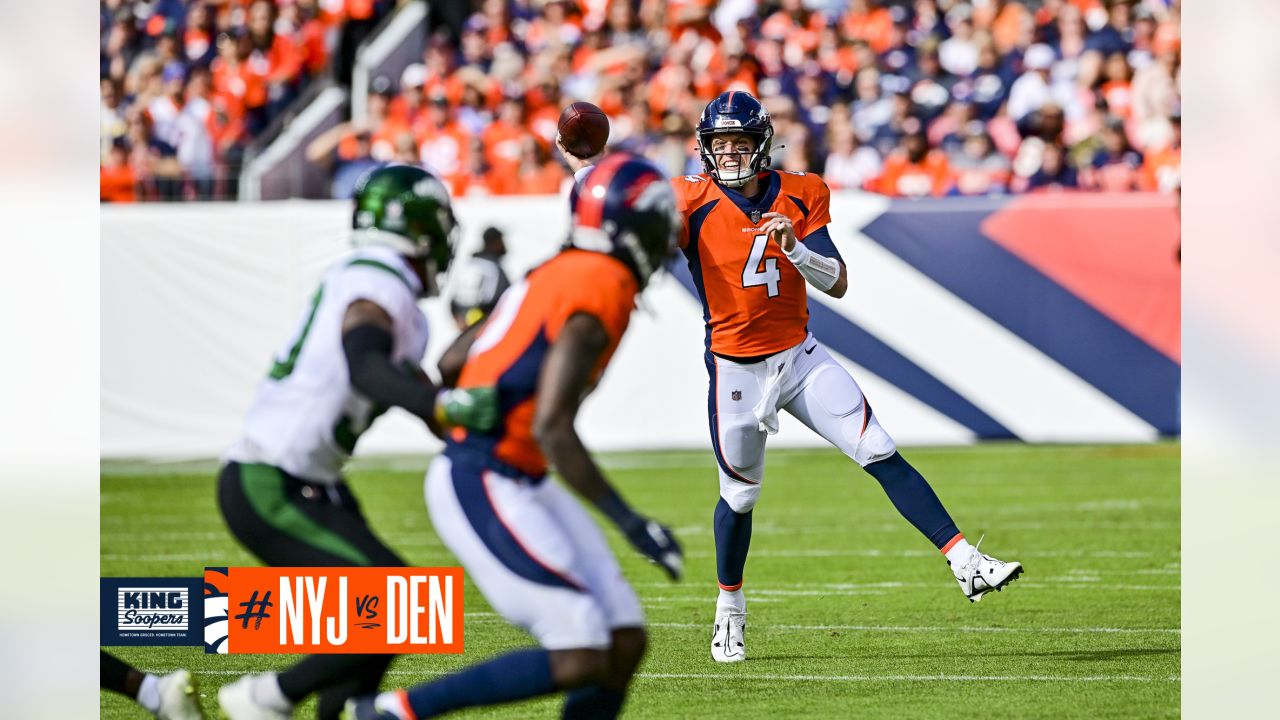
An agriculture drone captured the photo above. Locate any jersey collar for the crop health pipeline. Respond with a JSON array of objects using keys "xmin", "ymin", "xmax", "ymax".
[{"xmin": 713, "ymin": 170, "xmax": 781, "ymax": 226}]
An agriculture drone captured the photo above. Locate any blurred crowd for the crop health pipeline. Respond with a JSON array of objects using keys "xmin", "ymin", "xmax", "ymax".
[
  {"xmin": 100, "ymin": 0, "xmax": 390, "ymax": 201},
  {"xmin": 102, "ymin": 0, "xmax": 1182, "ymax": 202},
  {"xmin": 321, "ymin": 0, "xmax": 1180, "ymax": 200}
]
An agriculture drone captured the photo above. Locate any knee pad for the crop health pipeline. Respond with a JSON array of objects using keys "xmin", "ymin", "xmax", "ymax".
[
  {"xmin": 716, "ymin": 411, "xmax": 766, "ymax": 479},
  {"xmin": 719, "ymin": 475, "xmax": 761, "ymax": 513},
  {"xmin": 853, "ymin": 419, "xmax": 897, "ymax": 467}
]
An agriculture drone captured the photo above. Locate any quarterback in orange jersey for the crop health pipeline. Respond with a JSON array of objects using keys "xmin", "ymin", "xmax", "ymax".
[
  {"xmin": 346, "ymin": 154, "xmax": 683, "ymax": 720},
  {"xmin": 678, "ymin": 92, "xmax": 1024, "ymax": 663}
]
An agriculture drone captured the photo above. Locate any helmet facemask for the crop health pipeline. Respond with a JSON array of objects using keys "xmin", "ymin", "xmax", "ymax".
[{"xmin": 697, "ymin": 128, "xmax": 774, "ymax": 188}]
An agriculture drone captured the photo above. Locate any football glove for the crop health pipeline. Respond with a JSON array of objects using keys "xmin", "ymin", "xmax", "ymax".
[
  {"xmin": 620, "ymin": 515, "xmax": 684, "ymax": 581},
  {"xmin": 435, "ymin": 387, "xmax": 499, "ymax": 433}
]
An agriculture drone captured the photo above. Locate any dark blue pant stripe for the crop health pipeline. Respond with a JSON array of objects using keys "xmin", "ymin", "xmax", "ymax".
[{"xmin": 449, "ymin": 462, "xmax": 583, "ymax": 592}]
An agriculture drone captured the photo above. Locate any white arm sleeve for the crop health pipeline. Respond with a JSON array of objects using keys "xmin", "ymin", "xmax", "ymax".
[{"xmin": 783, "ymin": 240, "xmax": 841, "ymax": 292}]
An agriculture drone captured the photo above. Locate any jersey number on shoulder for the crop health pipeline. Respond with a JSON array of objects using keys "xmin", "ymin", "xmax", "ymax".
[
  {"xmin": 269, "ymin": 284, "xmax": 324, "ymax": 379},
  {"xmin": 741, "ymin": 234, "xmax": 780, "ymax": 298}
]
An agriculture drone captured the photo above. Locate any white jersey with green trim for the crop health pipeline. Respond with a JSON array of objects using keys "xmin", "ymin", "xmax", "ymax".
[{"xmin": 225, "ymin": 246, "xmax": 429, "ymax": 483}]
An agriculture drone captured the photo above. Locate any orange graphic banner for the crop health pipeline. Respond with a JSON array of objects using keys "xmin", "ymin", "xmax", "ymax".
[{"xmin": 204, "ymin": 567, "xmax": 464, "ymax": 654}]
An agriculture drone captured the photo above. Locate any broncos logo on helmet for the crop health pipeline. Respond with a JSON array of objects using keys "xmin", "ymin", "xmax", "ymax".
[
  {"xmin": 568, "ymin": 153, "xmax": 679, "ymax": 287},
  {"xmin": 696, "ymin": 91, "xmax": 775, "ymax": 187}
]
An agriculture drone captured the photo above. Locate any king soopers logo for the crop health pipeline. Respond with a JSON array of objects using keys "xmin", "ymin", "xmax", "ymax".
[{"xmin": 117, "ymin": 587, "xmax": 189, "ymax": 635}]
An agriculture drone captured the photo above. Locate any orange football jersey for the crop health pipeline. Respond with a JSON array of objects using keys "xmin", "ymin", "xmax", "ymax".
[
  {"xmin": 673, "ymin": 169, "xmax": 833, "ymax": 359},
  {"xmin": 450, "ymin": 249, "xmax": 638, "ymax": 477}
]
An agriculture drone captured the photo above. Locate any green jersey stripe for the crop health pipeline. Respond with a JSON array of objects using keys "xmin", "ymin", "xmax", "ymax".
[
  {"xmin": 238, "ymin": 463, "xmax": 372, "ymax": 566},
  {"xmin": 347, "ymin": 258, "xmax": 415, "ymax": 291}
]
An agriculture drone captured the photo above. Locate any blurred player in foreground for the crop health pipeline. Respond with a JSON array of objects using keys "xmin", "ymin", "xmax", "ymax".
[
  {"xmin": 100, "ymin": 651, "xmax": 203, "ymax": 719},
  {"xmin": 344, "ymin": 153, "xmax": 683, "ymax": 720},
  {"xmin": 675, "ymin": 92, "xmax": 1024, "ymax": 662},
  {"xmin": 215, "ymin": 165, "xmax": 496, "ymax": 719}
]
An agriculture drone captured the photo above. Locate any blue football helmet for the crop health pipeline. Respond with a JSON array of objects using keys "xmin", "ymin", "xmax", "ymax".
[
  {"xmin": 569, "ymin": 153, "xmax": 679, "ymax": 287},
  {"xmin": 695, "ymin": 91, "xmax": 775, "ymax": 187}
]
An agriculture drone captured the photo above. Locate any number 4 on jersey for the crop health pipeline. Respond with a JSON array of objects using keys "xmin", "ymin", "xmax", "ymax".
[{"xmin": 741, "ymin": 234, "xmax": 780, "ymax": 298}]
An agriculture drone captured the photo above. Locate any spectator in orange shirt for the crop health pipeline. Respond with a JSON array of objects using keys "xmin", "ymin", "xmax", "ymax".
[
  {"xmin": 874, "ymin": 127, "xmax": 953, "ymax": 198},
  {"xmin": 183, "ymin": 2, "xmax": 217, "ymax": 66},
  {"xmin": 101, "ymin": 140, "xmax": 138, "ymax": 203},
  {"xmin": 416, "ymin": 93, "xmax": 472, "ymax": 188},
  {"xmin": 512, "ymin": 136, "xmax": 566, "ymax": 194},
  {"xmin": 1098, "ymin": 50, "xmax": 1134, "ymax": 119},
  {"xmin": 525, "ymin": 0, "xmax": 584, "ymax": 53},
  {"xmin": 390, "ymin": 64, "xmax": 430, "ymax": 135},
  {"xmin": 282, "ymin": 0, "xmax": 332, "ymax": 77},
  {"xmin": 211, "ymin": 30, "xmax": 268, "ymax": 134},
  {"xmin": 453, "ymin": 136, "xmax": 498, "ymax": 197},
  {"xmin": 761, "ymin": 0, "xmax": 824, "ymax": 58},
  {"xmin": 844, "ymin": 0, "xmax": 895, "ymax": 54},
  {"xmin": 481, "ymin": 93, "xmax": 530, "ymax": 177},
  {"xmin": 248, "ymin": 0, "xmax": 303, "ymax": 115}
]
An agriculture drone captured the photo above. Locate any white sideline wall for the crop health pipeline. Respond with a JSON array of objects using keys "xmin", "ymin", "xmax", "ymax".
[{"xmin": 101, "ymin": 195, "xmax": 1150, "ymax": 460}]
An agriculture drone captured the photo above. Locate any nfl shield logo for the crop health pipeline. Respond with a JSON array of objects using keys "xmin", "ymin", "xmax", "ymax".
[
  {"xmin": 731, "ymin": 390, "xmax": 742, "ymax": 401},
  {"xmin": 749, "ymin": 210, "xmax": 762, "ymax": 224}
]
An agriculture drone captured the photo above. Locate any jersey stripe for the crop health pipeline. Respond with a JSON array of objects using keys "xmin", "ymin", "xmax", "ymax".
[
  {"xmin": 347, "ymin": 257, "xmax": 415, "ymax": 291},
  {"xmin": 681, "ymin": 200, "xmax": 719, "ymax": 349},
  {"xmin": 237, "ymin": 463, "xmax": 373, "ymax": 565}
]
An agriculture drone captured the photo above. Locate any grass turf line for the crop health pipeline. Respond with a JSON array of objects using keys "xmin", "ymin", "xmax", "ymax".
[{"xmin": 102, "ymin": 443, "xmax": 1179, "ymax": 719}]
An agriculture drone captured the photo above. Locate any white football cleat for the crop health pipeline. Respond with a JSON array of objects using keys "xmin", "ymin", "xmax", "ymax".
[
  {"xmin": 154, "ymin": 669, "xmax": 205, "ymax": 720},
  {"xmin": 710, "ymin": 611, "xmax": 747, "ymax": 662},
  {"xmin": 951, "ymin": 538, "xmax": 1023, "ymax": 602},
  {"xmin": 217, "ymin": 674, "xmax": 290, "ymax": 720}
]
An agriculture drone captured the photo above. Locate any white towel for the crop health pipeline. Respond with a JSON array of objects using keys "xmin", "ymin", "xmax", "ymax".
[{"xmin": 751, "ymin": 346, "xmax": 796, "ymax": 435}]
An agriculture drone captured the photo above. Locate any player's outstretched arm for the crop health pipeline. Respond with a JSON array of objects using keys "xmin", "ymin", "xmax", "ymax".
[
  {"xmin": 438, "ymin": 319, "xmax": 485, "ymax": 389},
  {"xmin": 555, "ymin": 136, "xmax": 597, "ymax": 178},
  {"xmin": 342, "ymin": 300, "xmax": 498, "ymax": 439},
  {"xmin": 533, "ymin": 312, "xmax": 683, "ymax": 580}
]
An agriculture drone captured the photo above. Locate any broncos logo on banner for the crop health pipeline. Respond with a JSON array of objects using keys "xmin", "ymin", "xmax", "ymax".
[{"xmin": 204, "ymin": 567, "xmax": 230, "ymax": 654}]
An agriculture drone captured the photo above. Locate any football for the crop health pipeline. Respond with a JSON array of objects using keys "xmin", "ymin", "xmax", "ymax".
[{"xmin": 556, "ymin": 101, "xmax": 610, "ymax": 159}]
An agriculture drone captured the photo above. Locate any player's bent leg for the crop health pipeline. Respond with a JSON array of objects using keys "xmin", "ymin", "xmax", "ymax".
[
  {"xmin": 217, "ymin": 462, "xmax": 408, "ymax": 719},
  {"xmin": 534, "ymin": 485, "xmax": 647, "ymax": 718},
  {"xmin": 786, "ymin": 351, "xmax": 1023, "ymax": 601},
  {"xmin": 561, "ymin": 627, "xmax": 647, "ymax": 720}
]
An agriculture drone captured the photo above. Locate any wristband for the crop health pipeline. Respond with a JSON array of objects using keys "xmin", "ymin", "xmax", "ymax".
[{"xmin": 783, "ymin": 239, "xmax": 841, "ymax": 291}]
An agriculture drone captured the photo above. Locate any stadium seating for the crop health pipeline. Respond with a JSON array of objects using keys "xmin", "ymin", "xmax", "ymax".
[{"xmin": 100, "ymin": 0, "xmax": 1181, "ymax": 202}]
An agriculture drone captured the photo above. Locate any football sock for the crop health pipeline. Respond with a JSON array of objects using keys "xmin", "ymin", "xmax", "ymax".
[
  {"xmin": 278, "ymin": 654, "xmax": 386, "ymax": 705},
  {"xmin": 99, "ymin": 651, "xmax": 139, "ymax": 697},
  {"xmin": 943, "ymin": 535, "xmax": 974, "ymax": 566},
  {"xmin": 863, "ymin": 452, "xmax": 961, "ymax": 549},
  {"xmin": 136, "ymin": 674, "xmax": 161, "ymax": 713},
  {"xmin": 561, "ymin": 685, "xmax": 626, "ymax": 719},
  {"xmin": 400, "ymin": 648, "xmax": 555, "ymax": 717},
  {"xmin": 717, "ymin": 587, "xmax": 746, "ymax": 614},
  {"xmin": 251, "ymin": 672, "xmax": 294, "ymax": 712},
  {"xmin": 713, "ymin": 497, "xmax": 752, "ymax": 591}
]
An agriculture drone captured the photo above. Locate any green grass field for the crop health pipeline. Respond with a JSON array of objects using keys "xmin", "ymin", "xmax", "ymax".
[{"xmin": 102, "ymin": 443, "xmax": 1179, "ymax": 719}]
